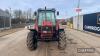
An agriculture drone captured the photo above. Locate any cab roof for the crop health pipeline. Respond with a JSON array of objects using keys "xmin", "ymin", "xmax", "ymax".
[{"xmin": 38, "ymin": 8, "xmax": 56, "ymax": 12}]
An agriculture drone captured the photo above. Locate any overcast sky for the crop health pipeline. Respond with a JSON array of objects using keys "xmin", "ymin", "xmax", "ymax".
[{"xmin": 0, "ymin": 0, "xmax": 100, "ymax": 18}]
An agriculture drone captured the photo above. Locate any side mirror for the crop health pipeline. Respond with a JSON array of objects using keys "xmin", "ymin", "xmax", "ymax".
[
  {"xmin": 34, "ymin": 12, "xmax": 37, "ymax": 16},
  {"xmin": 57, "ymin": 11, "xmax": 59, "ymax": 16}
]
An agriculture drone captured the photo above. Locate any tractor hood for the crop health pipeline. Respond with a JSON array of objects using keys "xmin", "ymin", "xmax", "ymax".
[{"xmin": 42, "ymin": 20, "xmax": 52, "ymax": 26}]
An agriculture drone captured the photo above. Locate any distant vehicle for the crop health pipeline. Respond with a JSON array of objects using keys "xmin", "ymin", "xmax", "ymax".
[{"xmin": 26, "ymin": 7, "xmax": 67, "ymax": 50}]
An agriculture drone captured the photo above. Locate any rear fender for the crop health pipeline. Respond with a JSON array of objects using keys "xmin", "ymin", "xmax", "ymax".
[
  {"xmin": 59, "ymin": 29, "xmax": 65, "ymax": 33},
  {"xmin": 29, "ymin": 29, "xmax": 37, "ymax": 35}
]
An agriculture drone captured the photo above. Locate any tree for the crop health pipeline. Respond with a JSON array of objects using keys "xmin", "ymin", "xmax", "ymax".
[{"xmin": 14, "ymin": 10, "xmax": 22, "ymax": 19}]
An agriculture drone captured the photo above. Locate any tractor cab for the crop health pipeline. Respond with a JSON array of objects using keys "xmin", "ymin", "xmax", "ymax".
[
  {"xmin": 34, "ymin": 7, "xmax": 59, "ymax": 38},
  {"xmin": 38, "ymin": 8, "xmax": 56, "ymax": 26}
]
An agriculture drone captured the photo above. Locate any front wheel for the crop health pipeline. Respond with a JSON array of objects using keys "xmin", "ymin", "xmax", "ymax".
[
  {"xmin": 58, "ymin": 31, "xmax": 67, "ymax": 50},
  {"xmin": 27, "ymin": 31, "xmax": 37, "ymax": 50}
]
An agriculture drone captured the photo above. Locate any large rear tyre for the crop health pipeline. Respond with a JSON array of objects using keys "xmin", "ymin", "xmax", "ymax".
[
  {"xmin": 27, "ymin": 31, "xmax": 37, "ymax": 50},
  {"xmin": 58, "ymin": 31, "xmax": 66, "ymax": 50}
]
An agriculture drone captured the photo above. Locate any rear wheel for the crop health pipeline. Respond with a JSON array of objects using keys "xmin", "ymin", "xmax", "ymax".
[
  {"xmin": 58, "ymin": 31, "xmax": 66, "ymax": 50},
  {"xmin": 27, "ymin": 31, "xmax": 37, "ymax": 50}
]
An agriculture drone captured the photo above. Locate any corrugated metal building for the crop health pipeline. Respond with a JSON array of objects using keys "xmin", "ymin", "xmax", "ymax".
[
  {"xmin": 83, "ymin": 12, "xmax": 100, "ymax": 34},
  {"xmin": 0, "ymin": 9, "xmax": 10, "ymax": 30}
]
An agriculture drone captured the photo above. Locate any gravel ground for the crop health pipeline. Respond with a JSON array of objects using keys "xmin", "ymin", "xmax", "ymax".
[{"xmin": 0, "ymin": 28, "xmax": 100, "ymax": 56}]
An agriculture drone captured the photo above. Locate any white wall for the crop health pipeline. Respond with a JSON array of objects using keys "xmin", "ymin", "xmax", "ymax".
[
  {"xmin": 79, "ymin": 15, "xmax": 83, "ymax": 30},
  {"xmin": 73, "ymin": 16, "xmax": 78, "ymax": 29},
  {"xmin": 73, "ymin": 15, "xmax": 83, "ymax": 30}
]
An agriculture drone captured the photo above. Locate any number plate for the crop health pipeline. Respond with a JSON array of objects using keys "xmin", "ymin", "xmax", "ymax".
[{"xmin": 43, "ymin": 31, "xmax": 47, "ymax": 33}]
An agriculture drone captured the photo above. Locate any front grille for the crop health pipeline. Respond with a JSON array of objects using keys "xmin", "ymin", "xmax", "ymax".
[
  {"xmin": 42, "ymin": 26, "xmax": 51, "ymax": 31},
  {"xmin": 38, "ymin": 26, "xmax": 56, "ymax": 32}
]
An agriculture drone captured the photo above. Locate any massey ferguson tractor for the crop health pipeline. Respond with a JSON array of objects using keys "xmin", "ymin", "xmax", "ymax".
[{"xmin": 27, "ymin": 7, "xmax": 67, "ymax": 50}]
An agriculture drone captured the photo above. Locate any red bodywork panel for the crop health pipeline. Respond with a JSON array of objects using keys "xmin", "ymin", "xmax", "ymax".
[
  {"xmin": 33, "ymin": 19, "xmax": 60, "ymax": 39},
  {"xmin": 41, "ymin": 20, "xmax": 53, "ymax": 37},
  {"xmin": 42, "ymin": 20, "xmax": 52, "ymax": 26},
  {"xmin": 34, "ymin": 19, "xmax": 60, "ymax": 31},
  {"xmin": 56, "ymin": 21, "xmax": 59, "ymax": 30},
  {"xmin": 34, "ymin": 19, "xmax": 38, "ymax": 31}
]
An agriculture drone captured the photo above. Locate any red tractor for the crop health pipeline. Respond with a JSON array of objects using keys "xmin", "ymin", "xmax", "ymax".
[{"xmin": 27, "ymin": 7, "xmax": 67, "ymax": 50}]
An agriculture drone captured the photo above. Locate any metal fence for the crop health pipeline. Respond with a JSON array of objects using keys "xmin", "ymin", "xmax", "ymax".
[
  {"xmin": 0, "ymin": 16, "xmax": 10, "ymax": 29},
  {"xmin": 0, "ymin": 16, "xmax": 35, "ymax": 30}
]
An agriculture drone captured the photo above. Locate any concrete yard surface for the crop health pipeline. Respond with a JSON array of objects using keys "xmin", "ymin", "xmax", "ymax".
[{"xmin": 0, "ymin": 28, "xmax": 100, "ymax": 56}]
